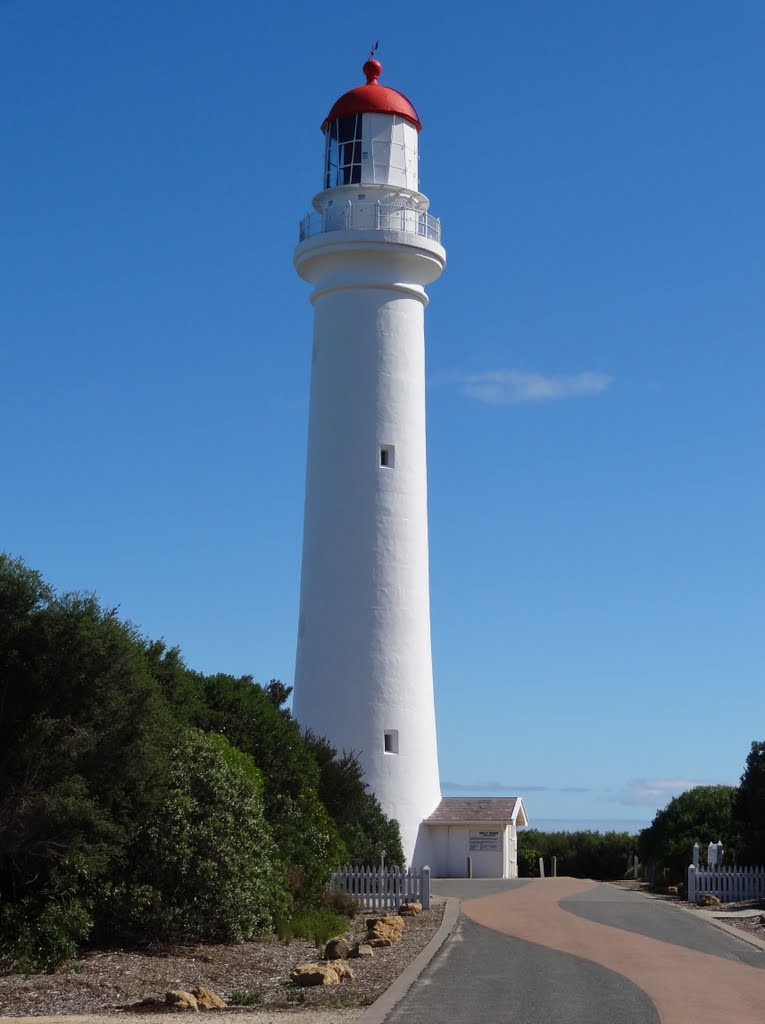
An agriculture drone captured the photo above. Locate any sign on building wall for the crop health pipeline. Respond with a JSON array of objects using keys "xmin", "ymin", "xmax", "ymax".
[{"xmin": 469, "ymin": 829, "xmax": 502, "ymax": 852}]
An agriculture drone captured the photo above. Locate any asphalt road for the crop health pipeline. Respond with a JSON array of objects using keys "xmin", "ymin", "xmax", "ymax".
[
  {"xmin": 431, "ymin": 878, "xmax": 531, "ymax": 899},
  {"xmin": 560, "ymin": 882, "xmax": 765, "ymax": 968},
  {"xmin": 386, "ymin": 879, "xmax": 765, "ymax": 1023},
  {"xmin": 385, "ymin": 913, "xmax": 660, "ymax": 1024}
]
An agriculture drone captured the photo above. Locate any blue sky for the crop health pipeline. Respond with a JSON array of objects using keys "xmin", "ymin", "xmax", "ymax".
[{"xmin": 2, "ymin": 0, "xmax": 763, "ymax": 829}]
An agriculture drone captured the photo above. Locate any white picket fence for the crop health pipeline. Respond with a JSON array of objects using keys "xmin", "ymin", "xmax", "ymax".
[
  {"xmin": 688, "ymin": 863, "xmax": 765, "ymax": 904},
  {"xmin": 330, "ymin": 865, "xmax": 430, "ymax": 910}
]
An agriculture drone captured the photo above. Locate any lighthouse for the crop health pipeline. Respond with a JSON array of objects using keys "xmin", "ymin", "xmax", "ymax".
[{"xmin": 292, "ymin": 55, "xmax": 445, "ymax": 866}]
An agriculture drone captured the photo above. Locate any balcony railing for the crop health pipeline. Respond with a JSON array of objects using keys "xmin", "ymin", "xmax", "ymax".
[{"xmin": 299, "ymin": 199, "xmax": 441, "ymax": 245}]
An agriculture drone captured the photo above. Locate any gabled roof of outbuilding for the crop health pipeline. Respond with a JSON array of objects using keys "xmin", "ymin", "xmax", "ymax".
[
  {"xmin": 321, "ymin": 59, "xmax": 422, "ymax": 133},
  {"xmin": 424, "ymin": 797, "xmax": 528, "ymax": 827}
]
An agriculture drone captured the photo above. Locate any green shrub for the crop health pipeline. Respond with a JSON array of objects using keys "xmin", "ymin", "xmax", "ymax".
[
  {"xmin": 99, "ymin": 729, "xmax": 289, "ymax": 946},
  {"xmin": 319, "ymin": 890, "xmax": 363, "ymax": 919},
  {"xmin": 193, "ymin": 674, "xmax": 348, "ymax": 906},
  {"xmin": 518, "ymin": 845, "xmax": 540, "ymax": 878},
  {"xmin": 278, "ymin": 908, "xmax": 347, "ymax": 948},
  {"xmin": 230, "ymin": 990, "xmax": 263, "ymax": 1006},
  {"xmin": 0, "ymin": 894, "xmax": 93, "ymax": 975}
]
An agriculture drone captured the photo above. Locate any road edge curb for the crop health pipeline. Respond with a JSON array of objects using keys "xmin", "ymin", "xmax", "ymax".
[{"xmin": 354, "ymin": 897, "xmax": 460, "ymax": 1024}]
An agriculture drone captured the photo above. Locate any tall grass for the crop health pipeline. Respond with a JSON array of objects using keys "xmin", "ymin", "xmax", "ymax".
[{"xmin": 277, "ymin": 909, "xmax": 347, "ymax": 948}]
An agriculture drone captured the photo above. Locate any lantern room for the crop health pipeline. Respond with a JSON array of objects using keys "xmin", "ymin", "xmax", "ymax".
[{"xmin": 320, "ymin": 59, "xmax": 421, "ymax": 192}]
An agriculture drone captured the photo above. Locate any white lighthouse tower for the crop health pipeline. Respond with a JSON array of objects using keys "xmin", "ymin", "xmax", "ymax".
[{"xmin": 292, "ymin": 55, "xmax": 445, "ymax": 866}]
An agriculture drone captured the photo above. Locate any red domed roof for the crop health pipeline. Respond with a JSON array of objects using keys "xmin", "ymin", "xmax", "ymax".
[{"xmin": 321, "ymin": 59, "xmax": 422, "ymax": 133}]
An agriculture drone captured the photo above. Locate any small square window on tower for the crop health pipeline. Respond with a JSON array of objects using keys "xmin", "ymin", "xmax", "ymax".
[
  {"xmin": 379, "ymin": 444, "xmax": 395, "ymax": 468},
  {"xmin": 384, "ymin": 729, "xmax": 399, "ymax": 754}
]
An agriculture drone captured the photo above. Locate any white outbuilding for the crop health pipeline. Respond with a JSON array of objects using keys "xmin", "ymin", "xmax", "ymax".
[{"xmin": 424, "ymin": 798, "xmax": 529, "ymax": 879}]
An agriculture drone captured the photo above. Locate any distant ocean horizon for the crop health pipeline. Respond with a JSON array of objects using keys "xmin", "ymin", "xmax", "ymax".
[{"xmin": 525, "ymin": 818, "xmax": 649, "ymax": 834}]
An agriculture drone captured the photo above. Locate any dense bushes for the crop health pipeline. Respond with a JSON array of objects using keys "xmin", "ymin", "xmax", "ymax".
[
  {"xmin": 191, "ymin": 672, "xmax": 348, "ymax": 906},
  {"xmin": 518, "ymin": 829, "xmax": 637, "ymax": 880},
  {"xmin": 638, "ymin": 785, "xmax": 737, "ymax": 882},
  {"xmin": 732, "ymin": 742, "xmax": 765, "ymax": 866},
  {"xmin": 0, "ymin": 560, "xmax": 176, "ymax": 972},
  {"xmin": 0, "ymin": 554, "xmax": 402, "ymax": 972},
  {"xmin": 96, "ymin": 729, "xmax": 290, "ymax": 946},
  {"xmin": 304, "ymin": 732, "xmax": 405, "ymax": 866}
]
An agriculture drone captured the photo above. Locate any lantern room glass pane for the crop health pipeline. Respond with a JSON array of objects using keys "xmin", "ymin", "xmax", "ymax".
[{"xmin": 324, "ymin": 114, "xmax": 362, "ymax": 188}]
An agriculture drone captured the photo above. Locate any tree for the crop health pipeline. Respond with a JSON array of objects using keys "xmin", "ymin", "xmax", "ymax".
[
  {"xmin": 0, "ymin": 555, "xmax": 176, "ymax": 971},
  {"xmin": 732, "ymin": 741, "xmax": 765, "ymax": 865},
  {"xmin": 263, "ymin": 679, "xmax": 293, "ymax": 717},
  {"xmin": 517, "ymin": 829, "xmax": 636, "ymax": 879},
  {"xmin": 303, "ymin": 732, "xmax": 404, "ymax": 865},
  {"xmin": 192, "ymin": 672, "xmax": 347, "ymax": 904},
  {"xmin": 638, "ymin": 785, "xmax": 736, "ymax": 880}
]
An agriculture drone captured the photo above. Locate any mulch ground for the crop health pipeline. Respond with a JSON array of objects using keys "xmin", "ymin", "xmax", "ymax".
[{"xmin": 0, "ymin": 901, "xmax": 445, "ymax": 1017}]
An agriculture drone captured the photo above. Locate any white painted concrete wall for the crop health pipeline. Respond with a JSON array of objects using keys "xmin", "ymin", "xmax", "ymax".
[
  {"xmin": 427, "ymin": 824, "xmax": 519, "ymax": 878},
  {"xmin": 292, "ymin": 270, "xmax": 442, "ymax": 864},
  {"xmin": 293, "ymin": 109, "xmax": 445, "ymax": 865}
]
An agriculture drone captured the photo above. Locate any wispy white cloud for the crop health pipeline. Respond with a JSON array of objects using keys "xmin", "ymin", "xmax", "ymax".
[
  {"xmin": 442, "ymin": 780, "xmax": 507, "ymax": 793},
  {"xmin": 442, "ymin": 781, "xmax": 591, "ymax": 795},
  {"xmin": 459, "ymin": 370, "xmax": 612, "ymax": 406},
  {"xmin": 616, "ymin": 778, "xmax": 711, "ymax": 807}
]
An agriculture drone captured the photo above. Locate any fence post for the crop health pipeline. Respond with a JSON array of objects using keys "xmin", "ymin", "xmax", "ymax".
[
  {"xmin": 688, "ymin": 863, "xmax": 697, "ymax": 904},
  {"xmin": 693, "ymin": 843, "xmax": 699, "ymax": 868},
  {"xmin": 421, "ymin": 866, "xmax": 431, "ymax": 910}
]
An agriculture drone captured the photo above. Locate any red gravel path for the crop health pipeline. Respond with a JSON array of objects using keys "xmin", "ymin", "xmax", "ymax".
[{"xmin": 463, "ymin": 878, "xmax": 765, "ymax": 1024}]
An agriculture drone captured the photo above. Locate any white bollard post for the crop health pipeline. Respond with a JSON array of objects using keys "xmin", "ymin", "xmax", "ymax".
[
  {"xmin": 539, "ymin": 857, "xmax": 545, "ymax": 879},
  {"xmin": 688, "ymin": 863, "xmax": 697, "ymax": 904},
  {"xmin": 421, "ymin": 866, "xmax": 431, "ymax": 910}
]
